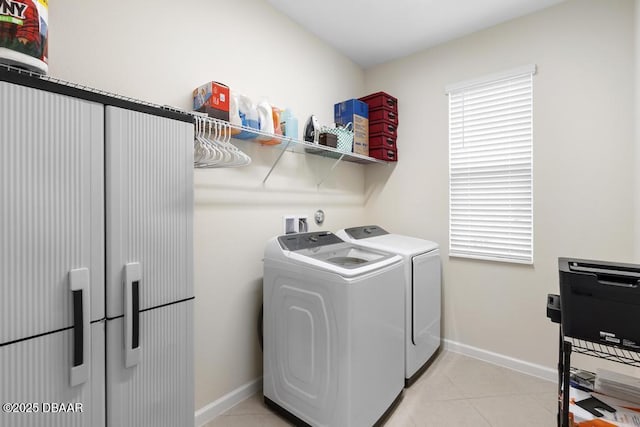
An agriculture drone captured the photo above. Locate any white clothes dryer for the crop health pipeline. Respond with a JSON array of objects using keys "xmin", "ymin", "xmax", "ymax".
[
  {"xmin": 263, "ymin": 231, "xmax": 405, "ymax": 427},
  {"xmin": 336, "ymin": 226, "xmax": 441, "ymax": 387}
]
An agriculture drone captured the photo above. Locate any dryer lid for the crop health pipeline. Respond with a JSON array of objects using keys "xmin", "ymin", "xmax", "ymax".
[
  {"xmin": 343, "ymin": 225, "xmax": 389, "ymax": 240},
  {"xmin": 338, "ymin": 227, "xmax": 439, "ymax": 256}
]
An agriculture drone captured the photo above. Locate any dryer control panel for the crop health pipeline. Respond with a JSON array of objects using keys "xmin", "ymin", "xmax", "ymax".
[{"xmin": 344, "ymin": 225, "xmax": 389, "ymax": 240}]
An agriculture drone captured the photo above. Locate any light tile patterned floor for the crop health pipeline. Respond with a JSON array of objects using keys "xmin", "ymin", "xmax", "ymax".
[{"xmin": 204, "ymin": 351, "xmax": 558, "ymax": 427}]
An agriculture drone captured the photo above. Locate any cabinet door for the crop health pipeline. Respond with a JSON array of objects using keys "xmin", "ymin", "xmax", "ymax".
[
  {"xmin": 105, "ymin": 301, "xmax": 194, "ymax": 427},
  {"xmin": 0, "ymin": 322, "xmax": 106, "ymax": 427},
  {"xmin": 105, "ymin": 107, "xmax": 193, "ymax": 318},
  {"xmin": 0, "ymin": 82, "xmax": 104, "ymax": 344}
]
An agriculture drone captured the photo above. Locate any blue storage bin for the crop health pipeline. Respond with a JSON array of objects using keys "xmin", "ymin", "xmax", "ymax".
[{"xmin": 334, "ymin": 99, "xmax": 369, "ymax": 126}]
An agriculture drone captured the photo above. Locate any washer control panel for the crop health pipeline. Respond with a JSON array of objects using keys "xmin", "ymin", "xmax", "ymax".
[{"xmin": 278, "ymin": 231, "xmax": 344, "ymax": 251}]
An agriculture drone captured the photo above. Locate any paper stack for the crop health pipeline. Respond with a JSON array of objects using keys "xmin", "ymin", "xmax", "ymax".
[
  {"xmin": 596, "ymin": 370, "xmax": 640, "ymax": 404},
  {"xmin": 570, "ymin": 387, "xmax": 640, "ymax": 426}
]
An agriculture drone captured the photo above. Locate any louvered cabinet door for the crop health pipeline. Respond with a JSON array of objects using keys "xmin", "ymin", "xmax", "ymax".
[
  {"xmin": 105, "ymin": 106, "xmax": 194, "ymax": 318},
  {"xmin": 0, "ymin": 81, "xmax": 105, "ymax": 342},
  {"xmin": 104, "ymin": 106, "xmax": 193, "ymax": 427},
  {"xmin": 0, "ymin": 323, "xmax": 106, "ymax": 427},
  {"xmin": 105, "ymin": 301, "xmax": 194, "ymax": 427},
  {"xmin": 0, "ymin": 82, "xmax": 105, "ymax": 427}
]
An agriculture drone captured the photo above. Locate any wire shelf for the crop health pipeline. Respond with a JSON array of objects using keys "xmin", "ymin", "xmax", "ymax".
[
  {"xmin": 0, "ymin": 63, "xmax": 186, "ymax": 114},
  {"xmin": 215, "ymin": 118, "xmax": 387, "ymax": 165},
  {"xmin": 0, "ymin": 63, "xmax": 387, "ymax": 172},
  {"xmin": 566, "ymin": 337, "xmax": 640, "ymax": 367}
]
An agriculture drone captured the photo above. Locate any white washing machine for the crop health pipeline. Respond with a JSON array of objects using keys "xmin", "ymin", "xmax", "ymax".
[
  {"xmin": 336, "ymin": 225, "xmax": 441, "ymax": 387},
  {"xmin": 263, "ymin": 231, "xmax": 405, "ymax": 427}
]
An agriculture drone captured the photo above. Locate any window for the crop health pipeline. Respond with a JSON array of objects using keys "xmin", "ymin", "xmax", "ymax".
[{"xmin": 447, "ymin": 65, "xmax": 535, "ymax": 264}]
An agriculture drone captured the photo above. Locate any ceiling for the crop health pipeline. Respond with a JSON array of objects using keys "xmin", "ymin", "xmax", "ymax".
[{"xmin": 266, "ymin": 0, "xmax": 565, "ymax": 68}]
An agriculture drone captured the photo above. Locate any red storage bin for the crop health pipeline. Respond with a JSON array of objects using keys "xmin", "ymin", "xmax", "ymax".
[
  {"xmin": 369, "ymin": 134, "xmax": 396, "ymax": 150},
  {"xmin": 369, "ymin": 119, "xmax": 397, "ymax": 138},
  {"xmin": 370, "ymin": 148, "xmax": 397, "ymax": 162},
  {"xmin": 369, "ymin": 108, "xmax": 398, "ymax": 126},
  {"xmin": 359, "ymin": 92, "xmax": 398, "ymax": 112}
]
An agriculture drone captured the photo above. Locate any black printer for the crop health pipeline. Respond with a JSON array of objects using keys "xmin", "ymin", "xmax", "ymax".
[{"xmin": 558, "ymin": 257, "xmax": 640, "ymax": 350}]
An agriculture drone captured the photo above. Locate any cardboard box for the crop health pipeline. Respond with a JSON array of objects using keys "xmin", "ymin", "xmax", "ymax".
[
  {"xmin": 352, "ymin": 115, "xmax": 369, "ymax": 156},
  {"xmin": 334, "ymin": 99, "xmax": 369, "ymax": 156},
  {"xmin": 334, "ymin": 99, "xmax": 369, "ymax": 121},
  {"xmin": 193, "ymin": 81, "xmax": 230, "ymax": 121}
]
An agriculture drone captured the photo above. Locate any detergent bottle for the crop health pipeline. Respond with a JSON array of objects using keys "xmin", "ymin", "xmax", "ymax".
[
  {"xmin": 235, "ymin": 94, "xmax": 259, "ymax": 140},
  {"xmin": 279, "ymin": 109, "xmax": 299, "ymax": 140},
  {"xmin": 256, "ymin": 100, "xmax": 281, "ymax": 145},
  {"xmin": 229, "ymin": 92, "xmax": 242, "ymax": 136}
]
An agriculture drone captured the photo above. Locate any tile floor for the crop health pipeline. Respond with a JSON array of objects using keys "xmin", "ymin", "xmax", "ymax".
[{"xmin": 204, "ymin": 351, "xmax": 558, "ymax": 427}]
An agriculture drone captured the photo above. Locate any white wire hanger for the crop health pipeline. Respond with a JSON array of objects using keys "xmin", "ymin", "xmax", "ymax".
[{"xmin": 193, "ymin": 115, "xmax": 251, "ymax": 168}]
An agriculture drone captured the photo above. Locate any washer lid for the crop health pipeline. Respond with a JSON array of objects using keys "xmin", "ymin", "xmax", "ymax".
[
  {"xmin": 303, "ymin": 245, "xmax": 394, "ymax": 269},
  {"xmin": 283, "ymin": 240, "xmax": 401, "ymax": 277}
]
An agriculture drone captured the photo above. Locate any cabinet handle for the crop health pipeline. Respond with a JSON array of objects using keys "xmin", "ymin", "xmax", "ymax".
[
  {"xmin": 124, "ymin": 263, "xmax": 141, "ymax": 368},
  {"xmin": 387, "ymin": 138, "xmax": 395, "ymax": 146},
  {"xmin": 69, "ymin": 268, "xmax": 90, "ymax": 387}
]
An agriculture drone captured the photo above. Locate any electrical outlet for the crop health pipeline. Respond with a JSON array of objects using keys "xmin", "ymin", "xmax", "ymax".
[
  {"xmin": 298, "ymin": 217, "xmax": 308, "ymax": 233},
  {"xmin": 283, "ymin": 215, "xmax": 309, "ymax": 234},
  {"xmin": 283, "ymin": 216, "xmax": 296, "ymax": 234}
]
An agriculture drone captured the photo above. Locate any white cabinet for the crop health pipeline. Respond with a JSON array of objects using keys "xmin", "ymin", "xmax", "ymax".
[
  {"xmin": 0, "ymin": 81, "xmax": 105, "ymax": 427},
  {"xmin": 105, "ymin": 106, "xmax": 194, "ymax": 317},
  {"xmin": 106, "ymin": 302, "xmax": 194, "ymax": 426},
  {"xmin": 104, "ymin": 106, "xmax": 194, "ymax": 427},
  {"xmin": 0, "ymin": 81, "xmax": 194, "ymax": 427},
  {"xmin": 0, "ymin": 80, "xmax": 105, "ymax": 342},
  {"xmin": 0, "ymin": 324, "xmax": 106, "ymax": 427}
]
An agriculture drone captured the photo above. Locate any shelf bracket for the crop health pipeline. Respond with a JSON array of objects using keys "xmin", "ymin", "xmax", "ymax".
[
  {"xmin": 263, "ymin": 139, "xmax": 292, "ymax": 184},
  {"xmin": 317, "ymin": 153, "xmax": 345, "ymax": 187}
]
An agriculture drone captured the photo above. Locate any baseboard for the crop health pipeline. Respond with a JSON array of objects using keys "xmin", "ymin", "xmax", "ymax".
[
  {"xmin": 443, "ymin": 339, "xmax": 556, "ymax": 382},
  {"xmin": 194, "ymin": 377, "xmax": 263, "ymax": 427}
]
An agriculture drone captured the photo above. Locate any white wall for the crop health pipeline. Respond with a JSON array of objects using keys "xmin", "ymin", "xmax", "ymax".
[
  {"xmin": 364, "ymin": 0, "xmax": 636, "ymax": 371},
  {"xmin": 48, "ymin": 0, "xmax": 370, "ymax": 411}
]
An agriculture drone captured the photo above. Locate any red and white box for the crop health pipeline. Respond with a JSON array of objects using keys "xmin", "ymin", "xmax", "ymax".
[{"xmin": 193, "ymin": 81, "xmax": 230, "ymax": 121}]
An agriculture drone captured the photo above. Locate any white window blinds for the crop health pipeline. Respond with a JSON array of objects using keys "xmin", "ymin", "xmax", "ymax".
[{"xmin": 447, "ymin": 65, "xmax": 535, "ymax": 264}]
